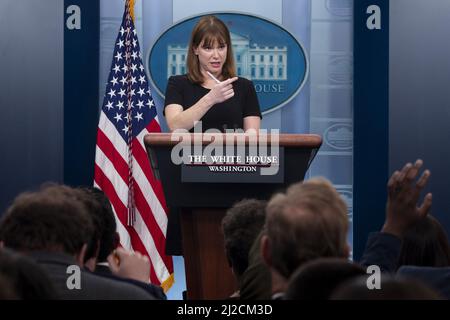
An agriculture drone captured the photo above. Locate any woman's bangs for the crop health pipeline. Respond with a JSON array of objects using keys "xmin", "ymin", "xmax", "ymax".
[{"xmin": 201, "ymin": 32, "xmax": 226, "ymax": 48}]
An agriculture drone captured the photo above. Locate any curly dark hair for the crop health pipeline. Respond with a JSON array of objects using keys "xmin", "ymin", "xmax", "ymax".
[
  {"xmin": 221, "ymin": 199, "xmax": 267, "ymax": 279},
  {"xmin": 78, "ymin": 187, "xmax": 118, "ymax": 262}
]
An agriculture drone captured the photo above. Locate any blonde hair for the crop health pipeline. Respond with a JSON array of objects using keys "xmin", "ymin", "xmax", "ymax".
[
  {"xmin": 266, "ymin": 178, "xmax": 349, "ymax": 278},
  {"xmin": 186, "ymin": 15, "xmax": 236, "ymax": 84}
]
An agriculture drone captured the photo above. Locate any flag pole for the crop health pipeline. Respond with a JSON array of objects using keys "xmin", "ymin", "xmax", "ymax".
[{"xmin": 125, "ymin": 0, "xmax": 136, "ymax": 226}]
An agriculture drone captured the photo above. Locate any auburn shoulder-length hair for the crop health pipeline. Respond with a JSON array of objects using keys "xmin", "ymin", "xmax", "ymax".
[{"xmin": 186, "ymin": 15, "xmax": 236, "ymax": 84}]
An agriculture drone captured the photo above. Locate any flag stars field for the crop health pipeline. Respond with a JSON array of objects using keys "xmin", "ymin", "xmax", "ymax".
[
  {"xmin": 137, "ymin": 88, "xmax": 146, "ymax": 97},
  {"xmin": 106, "ymin": 101, "xmax": 114, "ymax": 110},
  {"xmin": 110, "ymin": 77, "xmax": 119, "ymax": 86},
  {"xmin": 107, "ymin": 89, "xmax": 116, "ymax": 98}
]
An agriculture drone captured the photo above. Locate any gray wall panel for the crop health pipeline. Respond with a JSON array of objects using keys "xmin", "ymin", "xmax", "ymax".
[
  {"xmin": 390, "ymin": 0, "xmax": 450, "ymax": 231},
  {"xmin": 0, "ymin": 0, "xmax": 63, "ymax": 212}
]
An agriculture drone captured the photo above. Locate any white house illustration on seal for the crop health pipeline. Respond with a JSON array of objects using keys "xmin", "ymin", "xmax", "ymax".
[{"xmin": 167, "ymin": 32, "xmax": 287, "ymax": 80}]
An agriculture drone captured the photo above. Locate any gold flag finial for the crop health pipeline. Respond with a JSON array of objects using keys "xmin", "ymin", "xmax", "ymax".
[{"xmin": 128, "ymin": 0, "xmax": 135, "ymax": 22}]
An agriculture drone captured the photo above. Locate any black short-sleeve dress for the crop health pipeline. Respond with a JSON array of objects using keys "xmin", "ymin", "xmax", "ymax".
[
  {"xmin": 164, "ymin": 75, "xmax": 262, "ymax": 132},
  {"xmin": 163, "ymin": 74, "xmax": 262, "ymax": 255}
]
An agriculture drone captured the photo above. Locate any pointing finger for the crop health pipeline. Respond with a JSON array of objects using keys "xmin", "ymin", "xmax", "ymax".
[{"xmin": 223, "ymin": 77, "xmax": 238, "ymax": 85}]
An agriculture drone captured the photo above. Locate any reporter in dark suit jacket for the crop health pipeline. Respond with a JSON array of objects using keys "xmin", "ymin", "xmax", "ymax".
[{"xmin": 0, "ymin": 185, "xmax": 154, "ymax": 300}]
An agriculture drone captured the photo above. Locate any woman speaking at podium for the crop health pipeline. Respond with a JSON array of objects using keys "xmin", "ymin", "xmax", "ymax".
[
  {"xmin": 164, "ymin": 15, "xmax": 262, "ymax": 133},
  {"xmin": 163, "ymin": 15, "xmax": 262, "ymax": 255}
]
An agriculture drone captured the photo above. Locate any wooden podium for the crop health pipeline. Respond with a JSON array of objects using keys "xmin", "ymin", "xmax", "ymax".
[{"xmin": 144, "ymin": 133, "xmax": 321, "ymax": 299}]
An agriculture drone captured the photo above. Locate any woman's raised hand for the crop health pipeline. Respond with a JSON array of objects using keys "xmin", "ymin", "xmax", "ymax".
[{"xmin": 207, "ymin": 77, "xmax": 238, "ymax": 104}]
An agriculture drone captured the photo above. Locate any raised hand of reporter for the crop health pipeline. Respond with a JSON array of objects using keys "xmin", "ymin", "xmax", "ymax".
[{"xmin": 382, "ymin": 159, "xmax": 432, "ymax": 238}]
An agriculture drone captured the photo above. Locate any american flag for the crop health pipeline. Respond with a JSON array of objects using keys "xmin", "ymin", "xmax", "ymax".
[{"xmin": 94, "ymin": 1, "xmax": 174, "ymax": 291}]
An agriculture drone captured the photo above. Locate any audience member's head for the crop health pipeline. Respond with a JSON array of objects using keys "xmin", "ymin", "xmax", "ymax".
[
  {"xmin": 398, "ymin": 215, "xmax": 450, "ymax": 269},
  {"xmin": 285, "ymin": 258, "xmax": 365, "ymax": 300},
  {"xmin": 76, "ymin": 187, "xmax": 118, "ymax": 268},
  {"xmin": 0, "ymin": 184, "xmax": 94, "ymax": 265},
  {"xmin": 73, "ymin": 187, "xmax": 103, "ymax": 265},
  {"xmin": 331, "ymin": 275, "xmax": 442, "ymax": 300},
  {"xmin": 0, "ymin": 248, "xmax": 58, "ymax": 299},
  {"xmin": 261, "ymin": 178, "xmax": 349, "ymax": 294},
  {"xmin": 221, "ymin": 199, "xmax": 267, "ymax": 283}
]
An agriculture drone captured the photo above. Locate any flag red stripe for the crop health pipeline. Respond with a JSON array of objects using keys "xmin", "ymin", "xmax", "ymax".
[
  {"xmin": 132, "ymin": 181, "xmax": 172, "ymax": 267},
  {"xmin": 126, "ymin": 226, "xmax": 159, "ymax": 284},
  {"xmin": 132, "ymin": 134, "xmax": 168, "ymax": 211},
  {"xmin": 94, "ymin": 165, "xmax": 126, "ymax": 223},
  {"xmin": 94, "ymin": 164, "xmax": 161, "ymax": 284},
  {"xmin": 147, "ymin": 118, "xmax": 161, "ymax": 133},
  {"xmin": 99, "ymin": 123, "xmax": 168, "ymax": 226},
  {"xmin": 97, "ymin": 128, "xmax": 129, "ymax": 183},
  {"xmin": 94, "ymin": 147, "xmax": 171, "ymax": 279}
]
